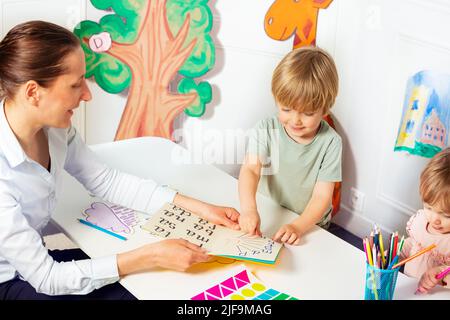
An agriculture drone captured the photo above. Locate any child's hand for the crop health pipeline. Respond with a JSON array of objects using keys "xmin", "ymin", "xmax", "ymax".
[
  {"xmin": 239, "ymin": 210, "xmax": 262, "ymax": 236},
  {"xmin": 416, "ymin": 266, "xmax": 446, "ymax": 294},
  {"xmin": 272, "ymin": 223, "xmax": 301, "ymax": 245}
]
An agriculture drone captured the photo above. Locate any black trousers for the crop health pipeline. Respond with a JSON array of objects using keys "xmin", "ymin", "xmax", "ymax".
[{"xmin": 0, "ymin": 249, "xmax": 136, "ymax": 300}]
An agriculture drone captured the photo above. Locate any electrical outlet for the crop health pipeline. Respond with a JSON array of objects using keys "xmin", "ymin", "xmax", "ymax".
[{"xmin": 350, "ymin": 187, "xmax": 365, "ymax": 213}]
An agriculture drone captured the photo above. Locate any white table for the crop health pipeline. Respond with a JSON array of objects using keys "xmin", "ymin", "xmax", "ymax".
[{"xmin": 52, "ymin": 137, "xmax": 449, "ymax": 300}]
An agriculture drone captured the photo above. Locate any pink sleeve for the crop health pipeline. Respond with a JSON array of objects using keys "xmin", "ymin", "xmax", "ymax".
[{"xmin": 404, "ymin": 211, "xmax": 423, "ymax": 244}]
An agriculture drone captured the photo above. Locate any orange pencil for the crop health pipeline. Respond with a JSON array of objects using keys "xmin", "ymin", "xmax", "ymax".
[{"xmin": 392, "ymin": 244, "xmax": 436, "ymax": 269}]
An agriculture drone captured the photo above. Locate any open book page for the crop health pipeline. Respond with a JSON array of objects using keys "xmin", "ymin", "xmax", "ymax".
[{"xmin": 141, "ymin": 203, "xmax": 283, "ymax": 264}]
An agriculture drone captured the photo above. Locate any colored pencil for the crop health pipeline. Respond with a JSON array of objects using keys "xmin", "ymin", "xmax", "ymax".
[
  {"xmin": 436, "ymin": 266, "xmax": 450, "ymax": 280},
  {"xmin": 391, "ymin": 244, "xmax": 436, "ymax": 269},
  {"xmin": 78, "ymin": 219, "xmax": 127, "ymax": 241},
  {"xmin": 363, "ymin": 238, "xmax": 369, "ymax": 264},
  {"xmin": 392, "ymin": 232, "xmax": 398, "ymax": 258},
  {"xmin": 378, "ymin": 230, "xmax": 386, "ymax": 268},
  {"xmin": 398, "ymin": 235, "xmax": 405, "ymax": 253},
  {"xmin": 369, "ymin": 231, "xmax": 374, "ymax": 249},
  {"xmin": 372, "ymin": 244, "xmax": 377, "ymax": 267},
  {"xmin": 366, "ymin": 239, "xmax": 374, "ymax": 266}
]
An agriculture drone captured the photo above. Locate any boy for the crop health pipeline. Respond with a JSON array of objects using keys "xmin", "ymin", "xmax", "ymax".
[{"xmin": 238, "ymin": 46, "xmax": 342, "ymax": 245}]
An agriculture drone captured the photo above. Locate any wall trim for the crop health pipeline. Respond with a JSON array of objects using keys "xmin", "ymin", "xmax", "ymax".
[
  {"xmin": 407, "ymin": 0, "xmax": 450, "ymax": 14},
  {"xmin": 332, "ymin": 204, "xmax": 394, "ymax": 240}
]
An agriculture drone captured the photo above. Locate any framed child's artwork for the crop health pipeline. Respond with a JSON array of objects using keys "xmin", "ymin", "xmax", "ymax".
[{"xmin": 395, "ymin": 70, "xmax": 450, "ymax": 158}]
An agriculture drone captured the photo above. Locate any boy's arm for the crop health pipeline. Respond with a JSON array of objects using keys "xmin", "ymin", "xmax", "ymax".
[
  {"xmin": 238, "ymin": 154, "xmax": 263, "ymax": 235},
  {"xmin": 290, "ymin": 181, "xmax": 334, "ymax": 236}
]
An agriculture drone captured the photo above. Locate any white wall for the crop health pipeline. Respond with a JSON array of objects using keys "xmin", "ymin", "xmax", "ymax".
[
  {"xmin": 82, "ymin": 0, "xmax": 295, "ymax": 177},
  {"xmin": 2, "ymin": 0, "xmax": 449, "ymax": 241},
  {"xmin": 330, "ymin": 0, "xmax": 450, "ymax": 239}
]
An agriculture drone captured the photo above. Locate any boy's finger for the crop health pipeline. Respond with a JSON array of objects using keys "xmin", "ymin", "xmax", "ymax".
[
  {"xmin": 249, "ymin": 226, "xmax": 259, "ymax": 236},
  {"xmin": 255, "ymin": 227, "xmax": 263, "ymax": 237},
  {"xmin": 272, "ymin": 230, "xmax": 285, "ymax": 242},
  {"xmin": 287, "ymin": 233, "xmax": 297, "ymax": 244},
  {"xmin": 280, "ymin": 232, "xmax": 291, "ymax": 243}
]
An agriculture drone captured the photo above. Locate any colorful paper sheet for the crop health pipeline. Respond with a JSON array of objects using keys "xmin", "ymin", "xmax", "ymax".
[
  {"xmin": 82, "ymin": 200, "xmax": 140, "ymax": 234},
  {"xmin": 141, "ymin": 203, "xmax": 283, "ymax": 264},
  {"xmin": 191, "ymin": 266, "xmax": 298, "ymax": 300}
]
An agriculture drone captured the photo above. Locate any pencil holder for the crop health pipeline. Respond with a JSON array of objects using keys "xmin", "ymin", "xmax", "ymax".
[{"xmin": 364, "ymin": 263, "xmax": 399, "ymax": 300}]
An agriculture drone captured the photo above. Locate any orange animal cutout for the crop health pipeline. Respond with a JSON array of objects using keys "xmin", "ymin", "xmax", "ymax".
[{"xmin": 264, "ymin": 0, "xmax": 333, "ymax": 48}]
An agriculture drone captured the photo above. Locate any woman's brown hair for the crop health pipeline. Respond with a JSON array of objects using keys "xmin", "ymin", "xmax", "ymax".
[{"xmin": 0, "ymin": 20, "xmax": 80, "ymax": 100}]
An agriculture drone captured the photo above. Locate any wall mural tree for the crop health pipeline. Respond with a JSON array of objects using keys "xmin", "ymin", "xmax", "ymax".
[{"xmin": 75, "ymin": 0, "xmax": 215, "ymax": 140}]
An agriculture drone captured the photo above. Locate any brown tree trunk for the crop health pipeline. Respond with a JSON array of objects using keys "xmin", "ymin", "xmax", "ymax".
[{"xmin": 103, "ymin": 0, "xmax": 198, "ymax": 141}]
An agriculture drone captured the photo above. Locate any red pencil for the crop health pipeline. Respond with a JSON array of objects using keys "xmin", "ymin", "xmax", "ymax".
[{"xmin": 392, "ymin": 232, "xmax": 399, "ymax": 258}]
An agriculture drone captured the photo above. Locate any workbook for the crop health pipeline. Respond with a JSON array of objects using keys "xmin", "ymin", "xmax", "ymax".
[{"xmin": 141, "ymin": 203, "xmax": 283, "ymax": 265}]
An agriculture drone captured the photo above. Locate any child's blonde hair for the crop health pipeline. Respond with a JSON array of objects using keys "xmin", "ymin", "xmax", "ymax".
[
  {"xmin": 420, "ymin": 148, "xmax": 450, "ymax": 212},
  {"xmin": 271, "ymin": 46, "xmax": 339, "ymax": 114}
]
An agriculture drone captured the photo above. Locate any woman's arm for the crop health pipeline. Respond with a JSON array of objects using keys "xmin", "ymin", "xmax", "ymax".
[
  {"xmin": 0, "ymin": 182, "xmax": 119, "ymax": 295},
  {"xmin": 63, "ymin": 127, "xmax": 176, "ymax": 214},
  {"xmin": 172, "ymin": 193, "xmax": 240, "ymax": 230}
]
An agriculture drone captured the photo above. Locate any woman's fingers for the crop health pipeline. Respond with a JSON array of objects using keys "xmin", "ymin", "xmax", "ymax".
[
  {"xmin": 272, "ymin": 229, "xmax": 285, "ymax": 242},
  {"xmin": 178, "ymin": 239, "xmax": 207, "ymax": 253}
]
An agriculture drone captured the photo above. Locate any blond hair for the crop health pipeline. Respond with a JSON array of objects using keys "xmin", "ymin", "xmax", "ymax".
[
  {"xmin": 419, "ymin": 148, "xmax": 450, "ymax": 212},
  {"xmin": 271, "ymin": 46, "xmax": 338, "ymax": 114}
]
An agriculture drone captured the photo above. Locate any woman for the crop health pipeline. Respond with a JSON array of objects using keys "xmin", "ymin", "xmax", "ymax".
[{"xmin": 0, "ymin": 20, "xmax": 240, "ymax": 299}]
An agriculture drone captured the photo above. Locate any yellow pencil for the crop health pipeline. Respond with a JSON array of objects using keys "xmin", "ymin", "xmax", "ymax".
[
  {"xmin": 378, "ymin": 230, "xmax": 386, "ymax": 268},
  {"xmin": 366, "ymin": 238, "xmax": 374, "ymax": 266},
  {"xmin": 392, "ymin": 244, "xmax": 436, "ymax": 269}
]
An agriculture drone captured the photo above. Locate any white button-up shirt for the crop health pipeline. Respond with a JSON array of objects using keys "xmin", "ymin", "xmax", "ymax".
[{"xmin": 0, "ymin": 100, "xmax": 177, "ymax": 295}]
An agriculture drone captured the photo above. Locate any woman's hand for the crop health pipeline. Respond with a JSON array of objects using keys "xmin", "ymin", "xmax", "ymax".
[
  {"xmin": 117, "ymin": 239, "xmax": 211, "ymax": 275},
  {"xmin": 203, "ymin": 205, "xmax": 241, "ymax": 230},
  {"xmin": 173, "ymin": 194, "xmax": 240, "ymax": 230},
  {"xmin": 272, "ymin": 223, "xmax": 301, "ymax": 245}
]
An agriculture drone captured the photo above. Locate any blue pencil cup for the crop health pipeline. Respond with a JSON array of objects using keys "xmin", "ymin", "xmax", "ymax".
[{"xmin": 364, "ymin": 263, "xmax": 399, "ymax": 300}]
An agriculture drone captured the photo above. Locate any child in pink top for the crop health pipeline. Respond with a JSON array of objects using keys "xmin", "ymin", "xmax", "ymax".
[{"xmin": 400, "ymin": 148, "xmax": 450, "ymax": 294}]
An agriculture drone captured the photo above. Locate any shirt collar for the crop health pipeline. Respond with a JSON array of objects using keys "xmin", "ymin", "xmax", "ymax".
[{"xmin": 0, "ymin": 99, "xmax": 28, "ymax": 167}]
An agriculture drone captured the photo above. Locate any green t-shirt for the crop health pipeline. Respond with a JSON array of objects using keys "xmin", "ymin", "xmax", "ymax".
[{"xmin": 246, "ymin": 115, "xmax": 342, "ymax": 227}]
